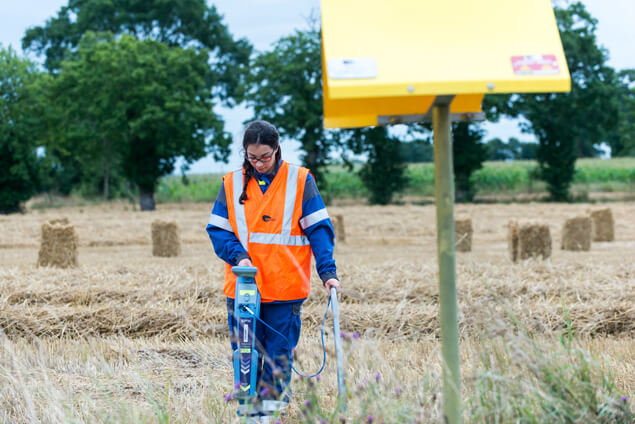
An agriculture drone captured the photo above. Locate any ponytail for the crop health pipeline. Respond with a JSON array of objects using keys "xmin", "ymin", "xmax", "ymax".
[{"xmin": 239, "ymin": 159, "xmax": 255, "ymax": 204}]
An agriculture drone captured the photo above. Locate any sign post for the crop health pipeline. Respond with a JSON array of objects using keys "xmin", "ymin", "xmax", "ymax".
[{"xmin": 432, "ymin": 101, "xmax": 461, "ymax": 423}]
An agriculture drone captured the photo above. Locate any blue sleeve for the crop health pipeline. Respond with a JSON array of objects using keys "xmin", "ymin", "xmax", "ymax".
[
  {"xmin": 206, "ymin": 184, "xmax": 250, "ymax": 266},
  {"xmin": 300, "ymin": 173, "xmax": 338, "ymax": 284}
]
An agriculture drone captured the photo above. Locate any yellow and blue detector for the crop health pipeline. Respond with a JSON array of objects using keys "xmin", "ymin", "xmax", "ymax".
[{"xmin": 231, "ymin": 266, "xmax": 260, "ymax": 400}]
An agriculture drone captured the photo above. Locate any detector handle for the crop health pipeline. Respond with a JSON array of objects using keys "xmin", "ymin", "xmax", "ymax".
[{"xmin": 330, "ymin": 286, "xmax": 347, "ymax": 409}]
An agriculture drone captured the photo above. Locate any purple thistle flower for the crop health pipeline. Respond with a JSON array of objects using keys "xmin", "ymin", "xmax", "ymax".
[
  {"xmin": 352, "ymin": 332, "xmax": 360, "ymax": 339},
  {"xmin": 374, "ymin": 372, "xmax": 381, "ymax": 382},
  {"xmin": 316, "ymin": 374, "xmax": 322, "ymax": 381},
  {"xmin": 367, "ymin": 415, "xmax": 374, "ymax": 422},
  {"xmin": 622, "ymin": 395, "xmax": 628, "ymax": 402},
  {"xmin": 260, "ymin": 387, "xmax": 269, "ymax": 397},
  {"xmin": 394, "ymin": 386, "xmax": 402, "ymax": 397},
  {"xmin": 275, "ymin": 420, "xmax": 282, "ymax": 424},
  {"xmin": 234, "ymin": 382, "xmax": 240, "ymax": 389},
  {"xmin": 304, "ymin": 399, "xmax": 311, "ymax": 407},
  {"xmin": 224, "ymin": 393, "xmax": 232, "ymax": 402},
  {"xmin": 340, "ymin": 331, "xmax": 348, "ymax": 339}
]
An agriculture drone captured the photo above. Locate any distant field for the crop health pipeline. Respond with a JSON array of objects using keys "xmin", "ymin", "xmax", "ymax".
[{"xmin": 157, "ymin": 158, "xmax": 635, "ymax": 204}]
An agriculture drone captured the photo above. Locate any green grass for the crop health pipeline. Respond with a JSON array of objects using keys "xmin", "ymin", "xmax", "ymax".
[
  {"xmin": 155, "ymin": 158, "xmax": 635, "ymax": 204},
  {"xmin": 156, "ymin": 174, "xmax": 223, "ymax": 203}
]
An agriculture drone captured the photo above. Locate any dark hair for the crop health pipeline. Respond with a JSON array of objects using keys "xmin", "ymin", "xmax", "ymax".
[{"xmin": 239, "ymin": 120, "xmax": 282, "ymax": 204}]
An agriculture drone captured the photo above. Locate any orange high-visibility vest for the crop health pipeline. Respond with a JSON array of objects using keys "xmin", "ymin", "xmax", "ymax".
[{"xmin": 223, "ymin": 161, "xmax": 312, "ymax": 302}]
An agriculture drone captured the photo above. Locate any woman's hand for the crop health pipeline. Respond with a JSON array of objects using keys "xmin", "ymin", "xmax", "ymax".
[
  {"xmin": 324, "ymin": 278, "xmax": 341, "ymax": 293},
  {"xmin": 238, "ymin": 258, "xmax": 253, "ymax": 267}
]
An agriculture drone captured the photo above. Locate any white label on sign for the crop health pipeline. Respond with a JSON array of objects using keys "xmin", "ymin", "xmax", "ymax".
[
  {"xmin": 243, "ymin": 324, "xmax": 248, "ymax": 342},
  {"xmin": 327, "ymin": 57, "xmax": 378, "ymax": 79}
]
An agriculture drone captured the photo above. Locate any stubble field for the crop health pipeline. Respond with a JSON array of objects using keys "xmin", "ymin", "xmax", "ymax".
[{"xmin": 0, "ymin": 201, "xmax": 633, "ymax": 422}]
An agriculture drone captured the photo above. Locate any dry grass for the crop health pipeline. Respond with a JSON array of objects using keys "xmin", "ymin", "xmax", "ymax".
[{"xmin": 0, "ymin": 201, "xmax": 633, "ymax": 422}]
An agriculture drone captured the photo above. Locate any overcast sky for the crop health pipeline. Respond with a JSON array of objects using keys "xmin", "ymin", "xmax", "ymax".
[{"xmin": 2, "ymin": 0, "xmax": 633, "ymax": 172}]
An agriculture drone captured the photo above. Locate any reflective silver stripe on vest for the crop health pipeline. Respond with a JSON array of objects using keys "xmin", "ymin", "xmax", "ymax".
[
  {"xmin": 299, "ymin": 208, "xmax": 329, "ymax": 229},
  {"xmin": 233, "ymin": 163, "xmax": 308, "ymax": 248},
  {"xmin": 232, "ymin": 168, "xmax": 249, "ymax": 250},
  {"xmin": 282, "ymin": 164, "xmax": 300, "ymax": 235},
  {"xmin": 250, "ymin": 232, "xmax": 309, "ymax": 246},
  {"xmin": 208, "ymin": 213, "xmax": 233, "ymax": 232}
]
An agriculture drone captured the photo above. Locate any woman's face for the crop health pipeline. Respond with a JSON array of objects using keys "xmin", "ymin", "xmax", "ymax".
[{"xmin": 246, "ymin": 144, "xmax": 278, "ymax": 174}]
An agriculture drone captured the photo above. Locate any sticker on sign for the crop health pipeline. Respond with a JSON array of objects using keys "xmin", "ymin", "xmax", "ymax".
[
  {"xmin": 327, "ymin": 57, "xmax": 378, "ymax": 79},
  {"xmin": 511, "ymin": 54, "xmax": 560, "ymax": 76}
]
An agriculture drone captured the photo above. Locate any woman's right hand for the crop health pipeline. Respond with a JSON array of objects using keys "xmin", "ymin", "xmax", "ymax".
[{"xmin": 238, "ymin": 258, "xmax": 253, "ymax": 267}]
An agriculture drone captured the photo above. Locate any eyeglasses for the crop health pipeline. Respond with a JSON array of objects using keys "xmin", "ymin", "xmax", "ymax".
[{"xmin": 247, "ymin": 149, "xmax": 276, "ymax": 165}]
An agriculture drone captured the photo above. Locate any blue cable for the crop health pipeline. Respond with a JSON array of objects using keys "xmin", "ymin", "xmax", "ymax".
[{"xmin": 245, "ymin": 295, "xmax": 332, "ymax": 379}]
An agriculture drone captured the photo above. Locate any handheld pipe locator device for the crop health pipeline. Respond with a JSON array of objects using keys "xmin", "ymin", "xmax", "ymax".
[{"xmin": 231, "ymin": 266, "xmax": 260, "ymax": 400}]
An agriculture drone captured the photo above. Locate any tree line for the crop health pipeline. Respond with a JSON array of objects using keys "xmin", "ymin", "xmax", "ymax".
[{"xmin": 1, "ymin": 1, "xmax": 633, "ymax": 212}]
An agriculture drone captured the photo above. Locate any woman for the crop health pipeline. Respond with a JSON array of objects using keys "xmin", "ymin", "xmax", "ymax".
[{"xmin": 206, "ymin": 120, "xmax": 340, "ymax": 421}]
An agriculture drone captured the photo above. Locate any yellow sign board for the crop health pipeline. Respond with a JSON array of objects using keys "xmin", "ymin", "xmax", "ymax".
[{"xmin": 321, "ymin": 0, "xmax": 571, "ymax": 128}]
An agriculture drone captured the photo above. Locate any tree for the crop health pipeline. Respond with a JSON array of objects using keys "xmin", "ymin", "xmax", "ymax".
[
  {"xmin": 408, "ymin": 119, "xmax": 486, "ymax": 202},
  {"xmin": 23, "ymin": 0, "xmax": 251, "ymax": 203},
  {"xmin": 452, "ymin": 122, "xmax": 487, "ymax": 202},
  {"xmin": 400, "ymin": 138, "xmax": 433, "ymax": 163},
  {"xmin": 607, "ymin": 69, "xmax": 635, "ymax": 156},
  {"xmin": 506, "ymin": 2, "xmax": 620, "ymax": 200},
  {"xmin": 247, "ymin": 28, "xmax": 343, "ymax": 190},
  {"xmin": 486, "ymin": 138, "xmax": 512, "ymax": 161},
  {"xmin": 0, "ymin": 47, "xmax": 43, "ymax": 213},
  {"xmin": 49, "ymin": 33, "xmax": 232, "ymax": 210},
  {"xmin": 486, "ymin": 137, "xmax": 538, "ymax": 161},
  {"xmin": 346, "ymin": 127, "xmax": 408, "ymax": 205},
  {"xmin": 22, "ymin": 0, "xmax": 252, "ymax": 99}
]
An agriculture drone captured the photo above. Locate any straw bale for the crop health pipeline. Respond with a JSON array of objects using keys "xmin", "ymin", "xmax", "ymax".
[
  {"xmin": 589, "ymin": 208, "xmax": 614, "ymax": 242},
  {"xmin": 332, "ymin": 214, "xmax": 346, "ymax": 242},
  {"xmin": 455, "ymin": 217, "xmax": 473, "ymax": 252},
  {"xmin": 561, "ymin": 216, "xmax": 592, "ymax": 251},
  {"xmin": 509, "ymin": 220, "xmax": 551, "ymax": 262},
  {"xmin": 37, "ymin": 219, "xmax": 78, "ymax": 268},
  {"xmin": 508, "ymin": 220, "xmax": 519, "ymax": 262},
  {"xmin": 517, "ymin": 221, "xmax": 551, "ymax": 260},
  {"xmin": 48, "ymin": 217, "xmax": 69, "ymax": 226},
  {"xmin": 152, "ymin": 220, "xmax": 181, "ymax": 257}
]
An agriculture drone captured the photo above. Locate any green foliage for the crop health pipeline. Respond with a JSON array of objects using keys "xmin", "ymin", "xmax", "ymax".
[
  {"xmin": 22, "ymin": 0, "xmax": 250, "ymax": 208},
  {"xmin": 452, "ymin": 122, "xmax": 487, "ymax": 202},
  {"xmin": 608, "ymin": 69, "xmax": 635, "ymax": 156},
  {"xmin": 247, "ymin": 27, "xmax": 340, "ymax": 190},
  {"xmin": 399, "ymin": 139, "xmax": 433, "ymax": 163},
  {"xmin": 486, "ymin": 137, "xmax": 538, "ymax": 161},
  {"xmin": 505, "ymin": 2, "xmax": 621, "ymax": 201},
  {"xmin": 409, "ymin": 120, "xmax": 488, "ymax": 202},
  {"xmin": 348, "ymin": 127, "xmax": 408, "ymax": 205},
  {"xmin": 323, "ymin": 167, "xmax": 368, "ymax": 200},
  {"xmin": 47, "ymin": 32, "xmax": 233, "ymax": 209},
  {"xmin": 22, "ymin": 0, "xmax": 252, "ymax": 96},
  {"xmin": 154, "ymin": 158, "xmax": 634, "ymax": 204},
  {"xmin": 156, "ymin": 174, "xmax": 223, "ymax": 203},
  {"xmin": 0, "ymin": 46, "xmax": 43, "ymax": 213}
]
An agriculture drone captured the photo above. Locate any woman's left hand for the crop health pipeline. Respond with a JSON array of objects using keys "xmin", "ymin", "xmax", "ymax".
[{"xmin": 324, "ymin": 278, "xmax": 341, "ymax": 293}]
